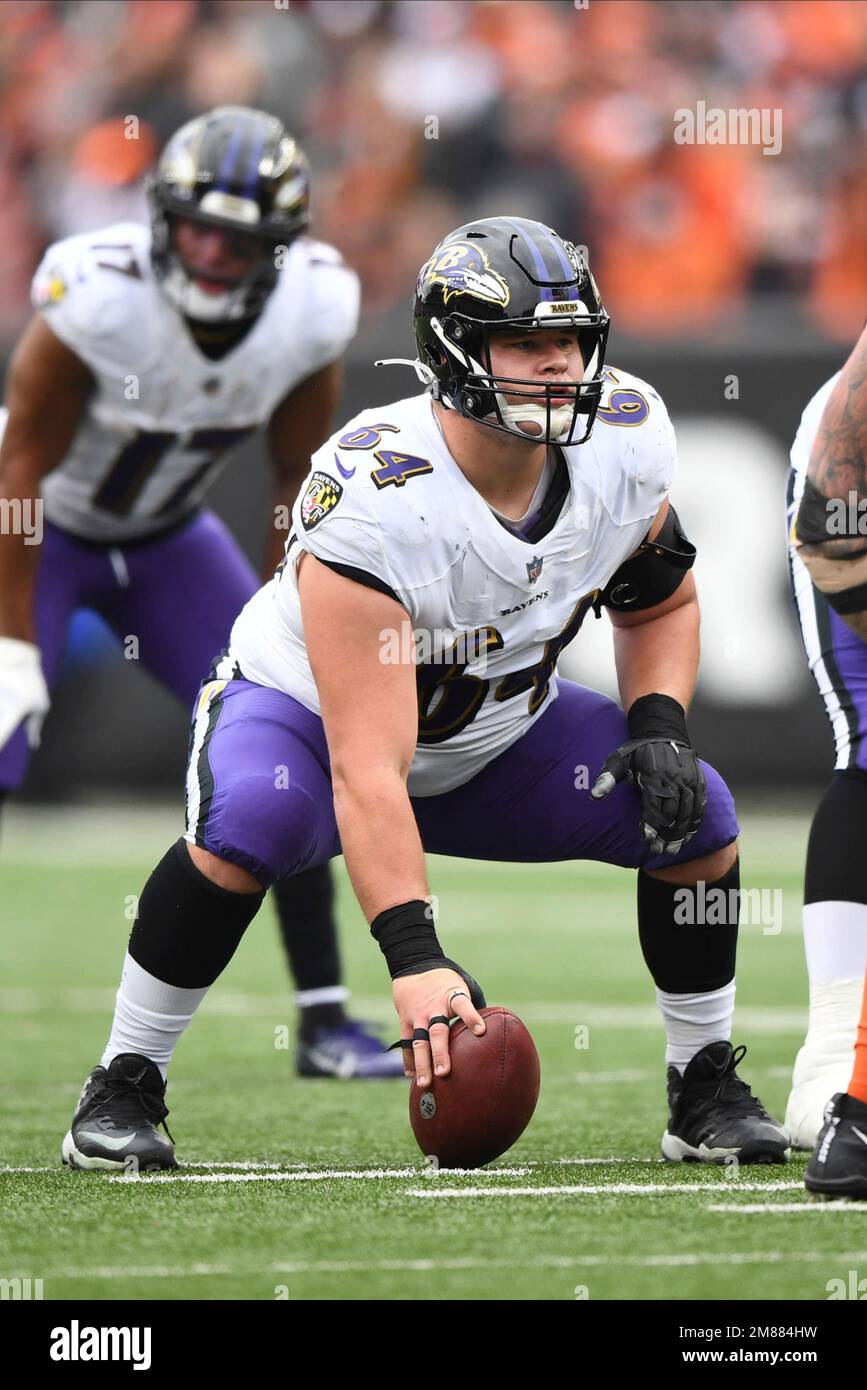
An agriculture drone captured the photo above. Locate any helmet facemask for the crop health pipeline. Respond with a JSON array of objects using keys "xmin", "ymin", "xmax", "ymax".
[
  {"xmin": 426, "ymin": 306, "xmax": 608, "ymax": 446},
  {"xmin": 150, "ymin": 193, "xmax": 286, "ymax": 323}
]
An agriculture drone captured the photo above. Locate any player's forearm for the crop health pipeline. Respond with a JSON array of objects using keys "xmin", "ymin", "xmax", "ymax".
[
  {"xmin": 613, "ymin": 594, "xmax": 700, "ymax": 713},
  {"xmin": 331, "ymin": 768, "xmax": 429, "ymax": 923},
  {"xmin": 0, "ymin": 459, "xmax": 41, "ymax": 640},
  {"xmin": 808, "ymin": 323, "xmax": 867, "ymax": 511}
]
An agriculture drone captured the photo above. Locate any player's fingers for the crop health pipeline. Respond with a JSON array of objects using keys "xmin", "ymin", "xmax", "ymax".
[
  {"xmin": 671, "ymin": 782, "xmax": 695, "ymax": 843},
  {"xmin": 428, "ymin": 1016, "xmax": 452, "ymax": 1077},
  {"xmin": 590, "ymin": 751, "xmax": 627, "ymax": 800},
  {"xmin": 642, "ymin": 820, "xmax": 665, "ymax": 855},
  {"xmin": 449, "ymin": 990, "xmax": 486, "ymax": 1037},
  {"xmin": 412, "ymin": 1023, "xmax": 433, "ymax": 1088},
  {"xmin": 397, "ymin": 1016, "xmax": 415, "ymax": 1078}
]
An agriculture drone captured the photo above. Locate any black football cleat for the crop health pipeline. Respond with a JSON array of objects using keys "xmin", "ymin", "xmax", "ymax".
[
  {"xmin": 805, "ymin": 1092, "xmax": 867, "ymax": 1200},
  {"xmin": 661, "ymin": 1041, "xmax": 790, "ymax": 1164},
  {"xmin": 61, "ymin": 1053, "xmax": 177, "ymax": 1172}
]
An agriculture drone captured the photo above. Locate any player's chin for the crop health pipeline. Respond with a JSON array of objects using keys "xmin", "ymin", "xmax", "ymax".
[{"xmin": 193, "ymin": 276, "xmax": 236, "ymax": 294}]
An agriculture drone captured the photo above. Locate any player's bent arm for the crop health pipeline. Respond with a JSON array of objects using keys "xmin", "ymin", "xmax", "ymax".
[
  {"xmin": 263, "ymin": 359, "xmax": 343, "ymax": 580},
  {"xmin": 0, "ymin": 316, "xmax": 93, "ymax": 640},
  {"xmin": 298, "ymin": 550, "xmax": 425, "ymax": 920},
  {"xmin": 794, "ymin": 331, "xmax": 867, "ymax": 639},
  {"xmin": 609, "ymin": 573, "xmax": 699, "ymax": 713},
  {"xmin": 606, "ymin": 500, "xmax": 700, "ymax": 712},
  {"xmin": 591, "ymin": 500, "xmax": 706, "ymax": 854},
  {"xmin": 298, "ymin": 553, "xmax": 485, "ymax": 1081}
]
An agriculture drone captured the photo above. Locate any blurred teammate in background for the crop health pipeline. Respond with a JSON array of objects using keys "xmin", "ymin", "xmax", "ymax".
[
  {"xmin": 0, "ymin": 105, "xmax": 401, "ymax": 1080},
  {"xmin": 786, "ymin": 329, "xmax": 867, "ymax": 1146},
  {"xmin": 62, "ymin": 216, "xmax": 788, "ymax": 1172}
]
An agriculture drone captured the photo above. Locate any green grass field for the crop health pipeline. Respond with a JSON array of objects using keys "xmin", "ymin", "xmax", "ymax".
[{"xmin": 2, "ymin": 802, "xmax": 866, "ymax": 1302}]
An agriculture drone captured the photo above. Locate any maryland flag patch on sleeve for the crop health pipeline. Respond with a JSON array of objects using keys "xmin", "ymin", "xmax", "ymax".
[
  {"xmin": 300, "ymin": 471, "xmax": 344, "ymax": 531},
  {"xmin": 33, "ymin": 265, "xmax": 68, "ymax": 308}
]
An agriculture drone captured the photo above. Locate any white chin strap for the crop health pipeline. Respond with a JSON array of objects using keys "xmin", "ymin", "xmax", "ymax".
[
  {"xmin": 490, "ymin": 397, "xmax": 576, "ymax": 443},
  {"xmin": 159, "ymin": 265, "xmax": 249, "ymax": 322}
]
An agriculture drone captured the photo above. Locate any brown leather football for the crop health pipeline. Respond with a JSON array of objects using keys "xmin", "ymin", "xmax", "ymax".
[{"xmin": 409, "ymin": 1007, "xmax": 541, "ymax": 1169}]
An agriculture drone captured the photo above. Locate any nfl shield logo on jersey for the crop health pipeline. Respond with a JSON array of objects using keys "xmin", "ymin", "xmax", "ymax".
[
  {"xmin": 527, "ymin": 555, "xmax": 544, "ymax": 583},
  {"xmin": 301, "ymin": 471, "xmax": 344, "ymax": 531}
]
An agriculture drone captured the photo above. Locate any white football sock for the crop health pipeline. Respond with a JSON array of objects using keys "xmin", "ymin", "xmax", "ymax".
[
  {"xmin": 295, "ymin": 985, "xmax": 349, "ymax": 1008},
  {"xmin": 656, "ymin": 980, "xmax": 736, "ymax": 1073},
  {"xmin": 101, "ymin": 953, "xmax": 210, "ymax": 1080},
  {"xmin": 803, "ymin": 901, "xmax": 867, "ymax": 984}
]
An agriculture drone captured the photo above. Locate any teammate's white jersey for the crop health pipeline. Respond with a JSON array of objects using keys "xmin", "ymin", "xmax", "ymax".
[
  {"xmin": 31, "ymin": 222, "xmax": 359, "ymax": 542},
  {"xmin": 227, "ymin": 370, "xmax": 676, "ymax": 796}
]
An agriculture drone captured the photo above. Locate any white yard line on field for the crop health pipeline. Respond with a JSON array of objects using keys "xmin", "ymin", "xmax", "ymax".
[
  {"xmin": 106, "ymin": 1166, "xmax": 533, "ymax": 1184},
  {"xmin": 708, "ymin": 1202, "xmax": 867, "ymax": 1215},
  {"xmin": 410, "ymin": 1181, "xmax": 804, "ymax": 1199},
  {"xmin": 1, "ymin": 1159, "xmax": 646, "ymax": 1176},
  {"xmin": 29, "ymin": 1249, "xmax": 867, "ymax": 1282}
]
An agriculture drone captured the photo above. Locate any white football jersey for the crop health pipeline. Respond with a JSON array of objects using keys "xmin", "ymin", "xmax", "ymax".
[
  {"xmin": 31, "ymin": 222, "xmax": 360, "ymax": 542},
  {"xmin": 227, "ymin": 369, "xmax": 676, "ymax": 796}
]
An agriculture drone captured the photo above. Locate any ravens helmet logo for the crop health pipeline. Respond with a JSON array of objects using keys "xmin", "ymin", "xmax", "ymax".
[{"xmin": 417, "ymin": 243, "xmax": 510, "ymax": 308}]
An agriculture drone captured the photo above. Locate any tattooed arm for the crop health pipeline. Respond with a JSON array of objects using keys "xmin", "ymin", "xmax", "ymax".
[
  {"xmin": 797, "ymin": 327, "xmax": 867, "ymax": 637},
  {"xmin": 802, "ymin": 326, "xmax": 867, "ymax": 557}
]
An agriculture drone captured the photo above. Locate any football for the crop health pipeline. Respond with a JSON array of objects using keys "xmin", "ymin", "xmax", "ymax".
[{"xmin": 408, "ymin": 1006, "xmax": 541, "ymax": 1169}]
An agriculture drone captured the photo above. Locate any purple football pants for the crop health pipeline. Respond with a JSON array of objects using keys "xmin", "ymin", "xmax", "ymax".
[
  {"xmin": 186, "ymin": 676, "xmax": 739, "ymax": 888},
  {"xmin": 0, "ymin": 511, "xmax": 259, "ymax": 790}
]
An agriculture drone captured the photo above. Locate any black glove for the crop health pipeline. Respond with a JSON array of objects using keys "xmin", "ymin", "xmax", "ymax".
[{"xmin": 590, "ymin": 693, "xmax": 707, "ymax": 855}]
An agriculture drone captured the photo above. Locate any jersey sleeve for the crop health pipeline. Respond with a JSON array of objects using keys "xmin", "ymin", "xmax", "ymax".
[
  {"xmin": 31, "ymin": 225, "xmax": 149, "ymax": 378},
  {"xmin": 595, "ymin": 369, "xmax": 678, "ymax": 526},
  {"xmin": 290, "ymin": 449, "xmax": 408, "ymax": 612},
  {"xmin": 297, "ymin": 242, "xmax": 360, "ymax": 376}
]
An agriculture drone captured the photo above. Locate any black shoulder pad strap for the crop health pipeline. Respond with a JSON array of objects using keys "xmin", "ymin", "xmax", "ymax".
[
  {"xmin": 596, "ymin": 505, "xmax": 696, "ymax": 614},
  {"xmin": 795, "ymin": 477, "xmax": 835, "ymax": 545}
]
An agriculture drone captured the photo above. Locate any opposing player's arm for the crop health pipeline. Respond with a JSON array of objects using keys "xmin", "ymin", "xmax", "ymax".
[
  {"xmin": 263, "ymin": 359, "xmax": 343, "ymax": 580},
  {"xmin": 0, "ymin": 315, "xmax": 93, "ymax": 641},
  {"xmin": 795, "ymin": 328, "xmax": 867, "ymax": 638},
  {"xmin": 298, "ymin": 552, "xmax": 485, "ymax": 1081}
]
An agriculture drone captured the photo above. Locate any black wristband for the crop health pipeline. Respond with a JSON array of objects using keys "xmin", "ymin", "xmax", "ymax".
[
  {"xmin": 627, "ymin": 692, "xmax": 690, "ymax": 745},
  {"xmin": 370, "ymin": 899, "xmax": 443, "ymax": 979}
]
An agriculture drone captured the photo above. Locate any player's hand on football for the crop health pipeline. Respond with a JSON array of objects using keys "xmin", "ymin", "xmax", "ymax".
[
  {"xmin": 590, "ymin": 735, "xmax": 707, "ymax": 855},
  {"xmin": 392, "ymin": 967, "xmax": 486, "ymax": 1087},
  {"xmin": 0, "ymin": 638, "xmax": 50, "ymax": 752}
]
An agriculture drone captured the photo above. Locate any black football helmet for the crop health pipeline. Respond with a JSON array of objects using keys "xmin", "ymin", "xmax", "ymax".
[
  {"xmin": 413, "ymin": 216, "xmax": 609, "ymax": 446},
  {"xmin": 148, "ymin": 105, "xmax": 311, "ymax": 323}
]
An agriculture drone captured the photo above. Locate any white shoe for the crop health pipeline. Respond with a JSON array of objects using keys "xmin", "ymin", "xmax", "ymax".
[{"xmin": 785, "ymin": 978, "xmax": 863, "ymax": 1150}]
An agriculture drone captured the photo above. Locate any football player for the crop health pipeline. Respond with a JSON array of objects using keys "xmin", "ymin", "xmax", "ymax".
[
  {"xmin": 805, "ymin": 965, "xmax": 867, "ymax": 1198},
  {"xmin": 0, "ymin": 105, "xmax": 402, "ymax": 1080},
  {"xmin": 785, "ymin": 326, "xmax": 867, "ymax": 1147},
  {"xmin": 62, "ymin": 216, "xmax": 789, "ymax": 1171}
]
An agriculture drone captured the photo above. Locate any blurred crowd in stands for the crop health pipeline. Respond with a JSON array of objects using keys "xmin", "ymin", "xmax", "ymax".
[{"xmin": 2, "ymin": 0, "xmax": 867, "ymax": 346}]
